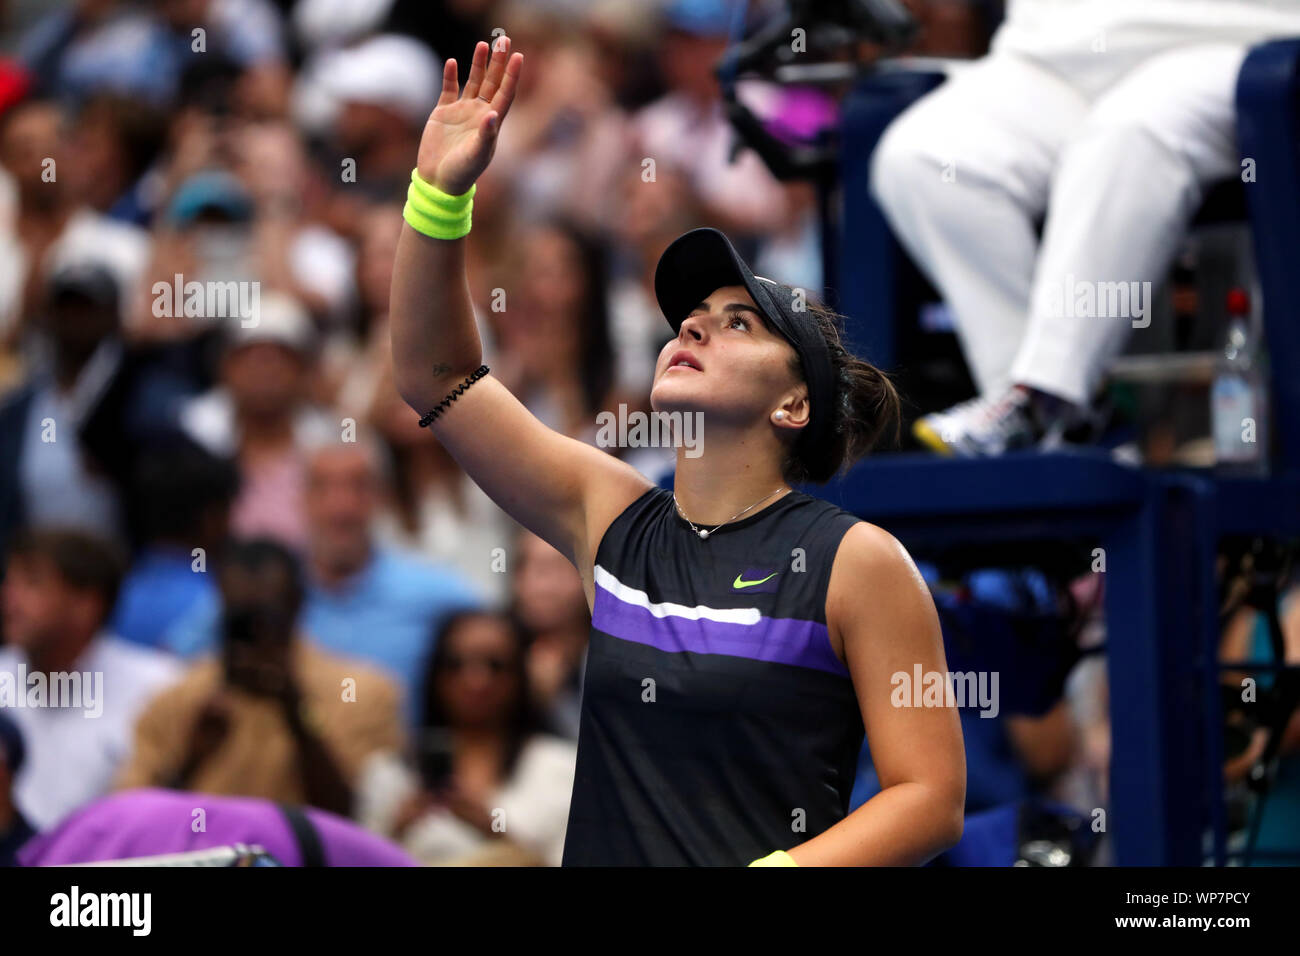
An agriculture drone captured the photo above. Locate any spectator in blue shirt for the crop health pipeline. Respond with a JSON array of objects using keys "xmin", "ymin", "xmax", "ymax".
[
  {"xmin": 163, "ymin": 434, "xmax": 486, "ymax": 726},
  {"xmin": 19, "ymin": 3, "xmax": 182, "ymax": 106},
  {"xmin": 111, "ymin": 438, "xmax": 238, "ymax": 650},
  {"xmin": 19, "ymin": 0, "xmax": 287, "ymax": 109}
]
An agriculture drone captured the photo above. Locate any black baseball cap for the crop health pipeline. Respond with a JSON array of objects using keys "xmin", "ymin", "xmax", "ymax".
[
  {"xmin": 654, "ymin": 227, "xmax": 834, "ymax": 454},
  {"xmin": 47, "ymin": 262, "xmax": 119, "ymax": 310}
]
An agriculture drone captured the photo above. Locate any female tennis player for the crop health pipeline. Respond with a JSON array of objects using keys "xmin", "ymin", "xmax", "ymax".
[{"xmin": 390, "ymin": 37, "xmax": 965, "ymax": 866}]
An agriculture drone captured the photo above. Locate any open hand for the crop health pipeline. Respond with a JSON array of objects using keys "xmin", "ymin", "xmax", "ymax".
[{"xmin": 418, "ymin": 37, "xmax": 523, "ymax": 196}]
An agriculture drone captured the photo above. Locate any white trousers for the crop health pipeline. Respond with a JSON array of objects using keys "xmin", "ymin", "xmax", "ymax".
[{"xmin": 869, "ymin": 44, "xmax": 1248, "ymax": 403}]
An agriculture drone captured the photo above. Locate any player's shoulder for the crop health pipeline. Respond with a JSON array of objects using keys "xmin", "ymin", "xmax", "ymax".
[
  {"xmin": 828, "ymin": 521, "xmax": 926, "ymax": 601},
  {"xmin": 582, "ymin": 462, "xmax": 660, "ymax": 552},
  {"xmin": 587, "ymin": 454, "xmax": 658, "ymax": 514},
  {"xmin": 838, "ymin": 519, "xmax": 904, "ymax": 557}
]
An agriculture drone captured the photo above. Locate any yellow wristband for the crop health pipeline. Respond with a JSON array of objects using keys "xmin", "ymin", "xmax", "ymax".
[
  {"xmin": 409, "ymin": 168, "xmax": 474, "ymax": 210},
  {"xmin": 403, "ymin": 169, "xmax": 475, "ymax": 240},
  {"xmin": 748, "ymin": 850, "xmax": 799, "ymax": 867}
]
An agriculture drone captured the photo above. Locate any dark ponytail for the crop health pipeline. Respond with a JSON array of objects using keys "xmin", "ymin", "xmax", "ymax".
[{"xmin": 781, "ymin": 294, "xmax": 901, "ymax": 485}]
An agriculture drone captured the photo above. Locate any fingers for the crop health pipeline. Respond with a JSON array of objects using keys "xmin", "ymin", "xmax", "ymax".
[
  {"xmin": 462, "ymin": 40, "xmax": 490, "ymax": 99},
  {"xmin": 437, "ymin": 57, "xmax": 459, "ymax": 108},
  {"xmin": 491, "ymin": 52, "xmax": 524, "ymax": 121},
  {"xmin": 477, "ymin": 34, "xmax": 511, "ymax": 103}
]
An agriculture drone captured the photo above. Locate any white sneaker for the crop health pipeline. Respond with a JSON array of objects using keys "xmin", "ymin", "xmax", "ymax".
[{"xmin": 914, "ymin": 387, "xmax": 1047, "ymax": 457}]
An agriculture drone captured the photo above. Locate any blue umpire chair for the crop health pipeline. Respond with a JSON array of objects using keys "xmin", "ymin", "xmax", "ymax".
[{"xmin": 827, "ymin": 37, "xmax": 1300, "ymax": 865}]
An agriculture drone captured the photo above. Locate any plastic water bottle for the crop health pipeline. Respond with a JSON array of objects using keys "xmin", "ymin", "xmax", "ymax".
[{"xmin": 1212, "ymin": 288, "xmax": 1269, "ymax": 474}]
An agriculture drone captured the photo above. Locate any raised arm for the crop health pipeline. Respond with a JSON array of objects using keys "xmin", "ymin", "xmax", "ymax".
[
  {"xmin": 389, "ymin": 37, "xmax": 651, "ymax": 580},
  {"xmin": 389, "ymin": 40, "xmax": 509, "ymax": 414}
]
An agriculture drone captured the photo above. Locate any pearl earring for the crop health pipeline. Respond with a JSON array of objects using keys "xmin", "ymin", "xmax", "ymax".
[{"xmin": 774, "ymin": 411, "xmax": 786, "ymax": 421}]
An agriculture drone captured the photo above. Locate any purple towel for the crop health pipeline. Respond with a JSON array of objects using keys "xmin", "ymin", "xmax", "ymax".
[{"xmin": 17, "ymin": 788, "xmax": 418, "ymax": 867}]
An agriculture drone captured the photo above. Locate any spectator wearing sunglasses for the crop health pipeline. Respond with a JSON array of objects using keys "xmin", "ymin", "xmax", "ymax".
[{"xmin": 354, "ymin": 610, "xmax": 576, "ymax": 865}]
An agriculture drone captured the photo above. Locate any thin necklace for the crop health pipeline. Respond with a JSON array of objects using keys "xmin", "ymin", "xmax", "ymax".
[{"xmin": 673, "ymin": 486, "xmax": 788, "ymax": 540}]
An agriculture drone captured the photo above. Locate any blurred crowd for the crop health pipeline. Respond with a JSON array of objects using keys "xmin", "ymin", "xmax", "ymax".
[
  {"xmin": 0, "ymin": 0, "xmax": 1293, "ymax": 867},
  {"xmin": 0, "ymin": 0, "xmax": 903, "ymax": 867}
]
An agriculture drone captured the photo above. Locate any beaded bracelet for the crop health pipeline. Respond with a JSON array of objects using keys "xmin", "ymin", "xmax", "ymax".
[{"xmin": 418, "ymin": 365, "xmax": 490, "ymax": 427}]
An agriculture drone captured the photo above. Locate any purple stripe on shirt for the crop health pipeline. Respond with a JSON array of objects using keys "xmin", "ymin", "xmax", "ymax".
[{"xmin": 593, "ymin": 584, "xmax": 849, "ymax": 677}]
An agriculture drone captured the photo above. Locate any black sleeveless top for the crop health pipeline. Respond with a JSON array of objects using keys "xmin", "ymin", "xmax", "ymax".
[{"xmin": 561, "ymin": 485, "xmax": 865, "ymax": 866}]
